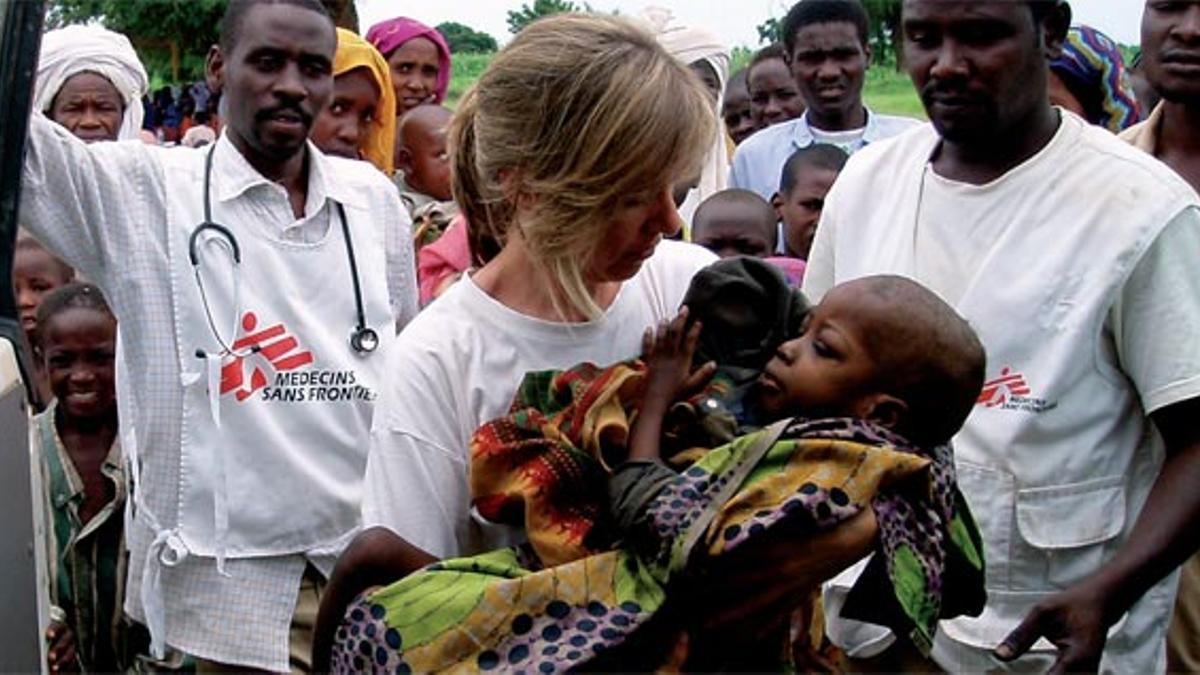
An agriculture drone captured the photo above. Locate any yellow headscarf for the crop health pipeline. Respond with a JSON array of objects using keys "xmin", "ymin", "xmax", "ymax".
[{"xmin": 333, "ymin": 28, "xmax": 397, "ymax": 175}]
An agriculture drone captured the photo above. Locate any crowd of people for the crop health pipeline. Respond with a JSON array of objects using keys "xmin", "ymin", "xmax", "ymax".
[{"xmin": 10, "ymin": 0, "xmax": 1200, "ymax": 672}]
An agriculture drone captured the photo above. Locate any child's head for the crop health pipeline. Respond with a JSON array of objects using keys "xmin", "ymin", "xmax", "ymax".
[
  {"xmin": 397, "ymin": 103, "xmax": 454, "ymax": 201},
  {"xmin": 692, "ymin": 189, "xmax": 778, "ymax": 259},
  {"xmin": 722, "ymin": 69, "xmax": 757, "ymax": 145},
  {"xmin": 758, "ymin": 276, "xmax": 985, "ymax": 448},
  {"xmin": 14, "ymin": 235, "xmax": 74, "ymax": 345},
  {"xmin": 35, "ymin": 283, "xmax": 117, "ymax": 422},
  {"xmin": 773, "ymin": 144, "xmax": 847, "ymax": 260},
  {"xmin": 747, "ymin": 44, "xmax": 805, "ymax": 127}
]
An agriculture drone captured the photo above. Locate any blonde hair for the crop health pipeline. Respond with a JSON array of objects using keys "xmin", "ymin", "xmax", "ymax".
[{"xmin": 449, "ymin": 13, "xmax": 717, "ymax": 319}]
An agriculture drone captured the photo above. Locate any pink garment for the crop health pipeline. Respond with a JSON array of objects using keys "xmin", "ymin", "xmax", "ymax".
[
  {"xmin": 765, "ymin": 256, "xmax": 806, "ymax": 287},
  {"xmin": 365, "ymin": 17, "xmax": 452, "ymax": 104},
  {"xmin": 418, "ymin": 215, "xmax": 472, "ymax": 305}
]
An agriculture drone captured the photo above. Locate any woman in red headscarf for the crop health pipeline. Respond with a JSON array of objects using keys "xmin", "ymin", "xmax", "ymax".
[{"xmin": 366, "ymin": 17, "xmax": 452, "ymax": 116}]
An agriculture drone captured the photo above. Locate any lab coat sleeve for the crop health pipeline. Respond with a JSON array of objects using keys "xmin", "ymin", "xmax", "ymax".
[
  {"xmin": 380, "ymin": 189, "xmax": 419, "ymax": 331},
  {"xmin": 20, "ymin": 113, "xmax": 164, "ymax": 286}
]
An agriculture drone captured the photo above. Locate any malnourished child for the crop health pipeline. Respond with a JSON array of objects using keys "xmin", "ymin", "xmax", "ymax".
[{"xmin": 329, "ymin": 270, "xmax": 987, "ymax": 672}]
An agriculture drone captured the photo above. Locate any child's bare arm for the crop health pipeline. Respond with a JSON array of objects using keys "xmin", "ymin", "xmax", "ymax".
[{"xmin": 627, "ymin": 308, "xmax": 715, "ymax": 463}]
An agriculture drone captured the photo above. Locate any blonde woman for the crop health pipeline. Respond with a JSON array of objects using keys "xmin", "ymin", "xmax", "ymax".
[
  {"xmin": 361, "ymin": 12, "xmax": 718, "ymax": 557},
  {"xmin": 312, "ymin": 11, "xmax": 719, "ymax": 665}
]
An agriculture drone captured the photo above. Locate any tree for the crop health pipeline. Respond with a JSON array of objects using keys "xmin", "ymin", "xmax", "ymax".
[
  {"xmin": 45, "ymin": 0, "xmax": 359, "ymax": 83},
  {"xmin": 756, "ymin": 17, "xmax": 781, "ymax": 46},
  {"xmin": 506, "ymin": 0, "xmax": 584, "ymax": 35},
  {"xmin": 47, "ymin": 0, "xmax": 226, "ymax": 83},
  {"xmin": 862, "ymin": 0, "xmax": 902, "ymax": 68},
  {"xmin": 436, "ymin": 22, "xmax": 498, "ymax": 54}
]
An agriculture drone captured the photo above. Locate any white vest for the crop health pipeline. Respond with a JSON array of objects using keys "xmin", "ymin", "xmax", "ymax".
[
  {"xmin": 163, "ymin": 146, "xmax": 393, "ymax": 562},
  {"xmin": 819, "ymin": 115, "xmax": 1193, "ymax": 669}
]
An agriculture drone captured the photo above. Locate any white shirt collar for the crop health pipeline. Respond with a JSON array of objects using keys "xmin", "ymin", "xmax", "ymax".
[{"xmin": 210, "ymin": 130, "xmax": 367, "ymax": 213}]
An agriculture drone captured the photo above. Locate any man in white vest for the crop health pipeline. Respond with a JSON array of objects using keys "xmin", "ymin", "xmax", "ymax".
[
  {"xmin": 805, "ymin": 1, "xmax": 1200, "ymax": 671},
  {"xmin": 1122, "ymin": 2, "xmax": 1200, "ymax": 670},
  {"xmin": 19, "ymin": 0, "xmax": 417, "ymax": 670}
]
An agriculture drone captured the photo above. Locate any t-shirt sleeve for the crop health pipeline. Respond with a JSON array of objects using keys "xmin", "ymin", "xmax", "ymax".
[
  {"xmin": 361, "ymin": 323, "xmax": 470, "ymax": 559},
  {"xmin": 1110, "ymin": 206, "xmax": 1200, "ymax": 414}
]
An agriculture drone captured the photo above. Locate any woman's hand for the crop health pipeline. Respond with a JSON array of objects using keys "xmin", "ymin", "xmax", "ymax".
[{"xmin": 640, "ymin": 308, "xmax": 715, "ymax": 411}]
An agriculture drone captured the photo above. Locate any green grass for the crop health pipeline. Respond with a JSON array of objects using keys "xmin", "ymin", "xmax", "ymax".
[
  {"xmin": 863, "ymin": 67, "xmax": 926, "ymax": 120},
  {"xmin": 447, "ymin": 53, "xmax": 926, "ymax": 120}
]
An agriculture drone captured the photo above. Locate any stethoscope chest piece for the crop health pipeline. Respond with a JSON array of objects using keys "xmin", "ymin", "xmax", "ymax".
[{"xmin": 351, "ymin": 326, "xmax": 379, "ymax": 354}]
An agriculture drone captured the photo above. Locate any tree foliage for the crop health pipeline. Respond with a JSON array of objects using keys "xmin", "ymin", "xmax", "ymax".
[
  {"xmin": 46, "ymin": 0, "xmax": 225, "ymax": 82},
  {"xmin": 436, "ymin": 22, "xmax": 498, "ymax": 54},
  {"xmin": 506, "ymin": 0, "xmax": 585, "ymax": 35},
  {"xmin": 44, "ymin": 0, "xmax": 358, "ymax": 83}
]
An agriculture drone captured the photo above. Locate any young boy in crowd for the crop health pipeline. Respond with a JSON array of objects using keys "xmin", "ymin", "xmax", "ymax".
[
  {"xmin": 773, "ymin": 144, "xmax": 847, "ymax": 261},
  {"xmin": 33, "ymin": 284, "xmax": 149, "ymax": 673},
  {"xmin": 395, "ymin": 103, "xmax": 458, "ymax": 247},
  {"xmin": 691, "ymin": 189, "xmax": 778, "ymax": 259},
  {"xmin": 14, "ymin": 234, "xmax": 74, "ymax": 348},
  {"xmin": 747, "ymin": 44, "xmax": 805, "ymax": 128},
  {"xmin": 723, "ymin": 69, "xmax": 757, "ymax": 146},
  {"xmin": 14, "ymin": 234, "xmax": 75, "ymax": 407},
  {"xmin": 693, "ymin": 189, "xmax": 809, "ymax": 285}
]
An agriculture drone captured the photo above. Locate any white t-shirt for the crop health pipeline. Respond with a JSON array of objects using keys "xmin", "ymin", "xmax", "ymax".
[
  {"xmin": 362, "ymin": 240, "xmax": 717, "ymax": 558},
  {"xmin": 810, "ymin": 125, "xmax": 868, "ymax": 156},
  {"xmin": 804, "ymin": 112, "xmax": 1200, "ymax": 671}
]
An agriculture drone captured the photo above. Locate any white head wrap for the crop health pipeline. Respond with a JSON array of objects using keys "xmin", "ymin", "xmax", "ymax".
[
  {"xmin": 640, "ymin": 7, "xmax": 730, "ymax": 232},
  {"xmin": 35, "ymin": 25, "xmax": 149, "ymax": 141}
]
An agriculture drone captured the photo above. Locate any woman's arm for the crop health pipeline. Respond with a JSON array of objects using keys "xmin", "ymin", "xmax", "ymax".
[{"xmin": 312, "ymin": 527, "xmax": 437, "ymax": 672}]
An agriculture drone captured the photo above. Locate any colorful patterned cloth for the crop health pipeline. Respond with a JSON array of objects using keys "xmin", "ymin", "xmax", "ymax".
[
  {"xmin": 332, "ymin": 363, "xmax": 985, "ymax": 672},
  {"xmin": 1051, "ymin": 25, "xmax": 1140, "ymax": 132}
]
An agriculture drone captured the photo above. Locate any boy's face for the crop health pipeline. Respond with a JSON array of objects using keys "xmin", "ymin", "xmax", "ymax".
[
  {"xmin": 789, "ymin": 21, "xmax": 869, "ymax": 123},
  {"xmin": 400, "ymin": 122, "xmax": 452, "ymax": 201},
  {"xmin": 41, "ymin": 307, "xmax": 117, "ymax": 422},
  {"xmin": 692, "ymin": 201, "xmax": 776, "ymax": 259},
  {"xmin": 774, "ymin": 166, "xmax": 839, "ymax": 260},
  {"xmin": 723, "ymin": 78, "xmax": 757, "ymax": 145},
  {"xmin": 14, "ymin": 245, "xmax": 73, "ymax": 341},
  {"xmin": 758, "ymin": 283, "xmax": 881, "ymax": 418},
  {"xmin": 749, "ymin": 57, "xmax": 805, "ymax": 127}
]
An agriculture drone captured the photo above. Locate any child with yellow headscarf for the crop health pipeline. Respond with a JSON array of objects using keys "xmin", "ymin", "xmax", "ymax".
[{"xmin": 312, "ymin": 28, "xmax": 397, "ymax": 175}]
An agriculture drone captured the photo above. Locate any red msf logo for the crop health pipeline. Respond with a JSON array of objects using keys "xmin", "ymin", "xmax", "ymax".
[
  {"xmin": 220, "ymin": 312, "xmax": 313, "ymax": 402},
  {"xmin": 977, "ymin": 367, "xmax": 1032, "ymax": 408}
]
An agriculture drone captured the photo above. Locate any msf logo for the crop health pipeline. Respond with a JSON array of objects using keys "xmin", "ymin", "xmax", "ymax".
[
  {"xmin": 220, "ymin": 312, "xmax": 314, "ymax": 402},
  {"xmin": 977, "ymin": 367, "xmax": 1055, "ymax": 413}
]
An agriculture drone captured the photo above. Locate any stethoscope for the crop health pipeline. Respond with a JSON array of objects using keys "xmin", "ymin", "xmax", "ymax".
[{"xmin": 188, "ymin": 145, "xmax": 379, "ymax": 358}]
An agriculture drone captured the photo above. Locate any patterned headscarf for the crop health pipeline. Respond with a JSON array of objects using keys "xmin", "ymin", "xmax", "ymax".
[
  {"xmin": 333, "ymin": 28, "xmax": 397, "ymax": 174},
  {"xmin": 35, "ymin": 25, "xmax": 149, "ymax": 140},
  {"xmin": 365, "ymin": 17, "xmax": 452, "ymax": 106},
  {"xmin": 1050, "ymin": 25, "xmax": 1139, "ymax": 132}
]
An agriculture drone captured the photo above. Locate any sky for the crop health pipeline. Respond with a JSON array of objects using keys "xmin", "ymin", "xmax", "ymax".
[{"xmin": 356, "ymin": 0, "xmax": 1147, "ymax": 50}]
